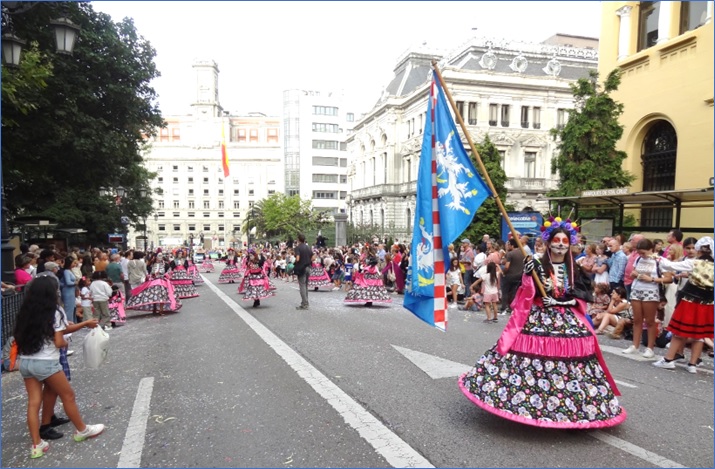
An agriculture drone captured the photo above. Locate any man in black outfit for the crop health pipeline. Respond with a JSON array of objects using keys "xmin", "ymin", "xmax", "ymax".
[{"xmin": 294, "ymin": 233, "xmax": 313, "ymax": 310}]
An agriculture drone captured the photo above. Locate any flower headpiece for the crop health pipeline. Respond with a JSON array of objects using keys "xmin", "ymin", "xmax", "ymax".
[{"xmin": 540, "ymin": 216, "xmax": 580, "ymax": 244}]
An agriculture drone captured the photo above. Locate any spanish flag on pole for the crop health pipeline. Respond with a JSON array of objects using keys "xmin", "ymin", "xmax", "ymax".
[{"xmin": 221, "ymin": 121, "xmax": 229, "ymax": 177}]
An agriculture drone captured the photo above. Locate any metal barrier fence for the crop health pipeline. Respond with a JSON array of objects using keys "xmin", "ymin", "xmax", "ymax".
[{"xmin": 2, "ymin": 290, "xmax": 24, "ymax": 349}]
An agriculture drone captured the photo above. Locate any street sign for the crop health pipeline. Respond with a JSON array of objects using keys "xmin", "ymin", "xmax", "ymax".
[
  {"xmin": 108, "ymin": 233, "xmax": 124, "ymax": 243},
  {"xmin": 581, "ymin": 187, "xmax": 629, "ymax": 197}
]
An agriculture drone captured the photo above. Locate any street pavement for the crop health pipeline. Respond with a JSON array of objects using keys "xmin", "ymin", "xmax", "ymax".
[{"xmin": 2, "ymin": 265, "xmax": 713, "ymax": 468}]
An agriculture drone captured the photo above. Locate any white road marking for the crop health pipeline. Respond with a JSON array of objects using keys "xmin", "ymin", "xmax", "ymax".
[
  {"xmin": 392, "ymin": 345, "xmax": 471, "ymax": 379},
  {"xmin": 117, "ymin": 377, "xmax": 155, "ymax": 468},
  {"xmin": 205, "ymin": 279, "xmax": 434, "ymax": 468},
  {"xmin": 613, "ymin": 379, "xmax": 637, "ymax": 389},
  {"xmin": 589, "ymin": 431, "xmax": 686, "ymax": 468}
]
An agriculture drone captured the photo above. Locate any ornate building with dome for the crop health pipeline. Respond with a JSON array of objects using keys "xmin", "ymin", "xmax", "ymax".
[{"xmin": 345, "ymin": 34, "xmax": 598, "ymax": 242}]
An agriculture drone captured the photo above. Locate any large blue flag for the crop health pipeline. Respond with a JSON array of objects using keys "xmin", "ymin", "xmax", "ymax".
[{"xmin": 403, "ymin": 74, "xmax": 491, "ymax": 331}]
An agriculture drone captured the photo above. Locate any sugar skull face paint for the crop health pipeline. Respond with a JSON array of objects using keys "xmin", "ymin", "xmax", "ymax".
[{"xmin": 550, "ymin": 233, "xmax": 570, "ymax": 256}]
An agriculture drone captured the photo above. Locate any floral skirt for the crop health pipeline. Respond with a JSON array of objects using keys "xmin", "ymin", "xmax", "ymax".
[
  {"xmin": 188, "ymin": 265, "xmax": 204, "ymax": 285},
  {"xmin": 167, "ymin": 269, "xmax": 199, "ymax": 299},
  {"xmin": 459, "ymin": 303, "xmax": 626, "ymax": 429},
  {"xmin": 238, "ymin": 271, "xmax": 276, "ymax": 301},
  {"xmin": 219, "ymin": 265, "xmax": 242, "ymax": 283},
  {"xmin": 308, "ymin": 265, "xmax": 332, "ymax": 288},
  {"xmin": 345, "ymin": 272, "xmax": 392, "ymax": 303},
  {"xmin": 109, "ymin": 296, "xmax": 126, "ymax": 326},
  {"xmin": 126, "ymin": 278, "xmax": 182, "ymax": 312},
  {"xmin": 199, "ymin": 260, "xmax": 215, "ymax": 272}
]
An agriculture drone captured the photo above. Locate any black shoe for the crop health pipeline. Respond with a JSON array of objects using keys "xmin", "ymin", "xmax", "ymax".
[
  {"xmin": 674, "ymin": 353, "xmax": 685, "ymax": 362},
  {"xmin": 50, "ymin": 415, "xmax": 70, "ymax": 427},
  {"xmin": 39, "ymin": 426, "xmax": 63, "ymax": 440},
  {"xmin": 253, "ymin": 300, "xmax": 260, "ymax": 307},
  {"xmin": 365, "ymin": 302, "xmax": 373, "ymax": 306},
  {"xmin": 314, "ymin": 287, "xmax": 319, "ymax": 291}
]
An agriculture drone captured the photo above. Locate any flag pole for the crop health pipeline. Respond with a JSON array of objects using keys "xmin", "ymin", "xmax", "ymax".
[{"xmin": 431, "ymin": 61, "xmax": 547, "ymax": 298}]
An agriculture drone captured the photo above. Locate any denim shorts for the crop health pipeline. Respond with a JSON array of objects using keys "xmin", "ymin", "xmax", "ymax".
[{"xmin": 19, "ymin": 358, "xmax": 63, "ymax": 381}]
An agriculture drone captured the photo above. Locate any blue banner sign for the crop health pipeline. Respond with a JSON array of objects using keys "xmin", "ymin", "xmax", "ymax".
[{"xmin": 501, "ymin": 212, "xmax": 544, "ymax": 242}]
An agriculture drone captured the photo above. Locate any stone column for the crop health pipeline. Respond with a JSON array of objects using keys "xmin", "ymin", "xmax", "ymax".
[
  {"xmin": 657, "ymin": 1, "xmax": 674, "ymax": 44},
  {"xmin": 334, "ymin": 212, "xmax": 348, "ymax": 247},
  {"xmin": 616, "ymin": 5, "xmax": 633, "ymax": 60}
]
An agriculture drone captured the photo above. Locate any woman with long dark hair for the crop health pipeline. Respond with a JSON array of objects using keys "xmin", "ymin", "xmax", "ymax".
[
  {"xmin": 460, "ymin": 224, "xmax": 627, "ymax": 429},
  {"xmin": 14, "ymin": 277, "xmax": 104, "ymax": 459}
]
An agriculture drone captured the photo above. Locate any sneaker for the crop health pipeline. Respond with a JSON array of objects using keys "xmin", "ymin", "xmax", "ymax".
[
  {"xmin": 29, "ymin": 440, "xmax": 49, "ymax": 459},
  {"xmin": 449, "ymin": 303, "xmax": 457, "ymax": 309},
  {"xmin": 295, "ymin": 305, "xmax": 308, "ymax": 310},
  {"xmin": 39, "ymin": 426, "xmax": 63, "ymax": 440},
  {"xmin": 66, "ymin": 350, "xmax": 75, "ymax": 357},
  {"xmin": 686, "ymin": 364, "xmax": 697, "ymax": 374},
  {"xmin": 641, "ymin": 348, "xmax": 655, "ymax": 359},
  {"xmin": 332, "ymin": 287, "xmax": 340, "ymax": 291},
  {"xmin": 499, "ymin": 310, "xmax": 509, "ymax": 316},
  {"xmin": 103, "ymin": 326, "xmax": 112, "ymax": 331},
  {"xmin": 73, "ymin": 424, "xmax": 105, "ymax": 442},
  {"xmin": 674, "ymin": 353, "xmax": 685, "ymax": 362},
  {"xmin": 622, "ymin": 345, "xmax": 638, "ymax": 354},
  {"xmin": 492, "ymin": 318, "xmax": 498, "ymax": 323},
  {"xmin": 653, "ymin": 358, "xmax": 676, "ymax": 369}
]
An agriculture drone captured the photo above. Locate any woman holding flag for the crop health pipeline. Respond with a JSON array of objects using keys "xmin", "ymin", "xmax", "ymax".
[
  {"xmin": 400, "ymin": 64, "xmax": 625, "ymax": 429},
  {"xmin": 459, "ymin": 223, "xmax": 627, "ymax": 428}
]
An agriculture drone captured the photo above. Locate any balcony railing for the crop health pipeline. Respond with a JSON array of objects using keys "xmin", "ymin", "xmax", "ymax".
[{"xmin": 350, "ymin": 178, "xmax": 554, "ymax": 201}]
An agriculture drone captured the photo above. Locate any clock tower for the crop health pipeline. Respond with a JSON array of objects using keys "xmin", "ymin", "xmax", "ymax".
[{"xmin": 191, "ymin": 59, "xmax": 223, "ymax": 119}]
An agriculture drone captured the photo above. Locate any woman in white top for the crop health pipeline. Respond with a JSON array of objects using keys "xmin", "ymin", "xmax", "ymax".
[
  {"xmin": 446, "ymin": 257, "xmax": 465, "ymax": 308},
  {"xmin": 14, "ymin": 277, "xmax": 104, "ymax": 459},
  {"xmin": 623, "ymin": 239, "xmax": 673, "ymax": 359}
]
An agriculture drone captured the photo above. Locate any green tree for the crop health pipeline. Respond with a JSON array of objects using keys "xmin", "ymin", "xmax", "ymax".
[
  {"xmin": 1, "ymin": 2, "xmax": 163, "ymax": 243},
  {"xmin": 462, "ymin": 135, "xmax": 512, "ymax": 242},
  {"xmin": 1, "ymin": 42, "xmax": 53, "ymax": 128},
  {"xmin": 246, "ymin": 194, "xmax": 328, "ymax": 243},
  {"xmin": 549, "ymin": 69, "xmax": 635, "ymax": 212}
]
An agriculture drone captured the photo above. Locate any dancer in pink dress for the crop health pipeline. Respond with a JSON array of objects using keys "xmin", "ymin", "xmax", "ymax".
[
  {"xmin": 344, "ymin": 256, "xmax": 392, "ymax": 306},
  {"xmin": 218, "ymin": 249, "xmax": 241, "ymax": 284},
  {"xmin": 126, "ymin": 253, "xmax": 182, "ymax": 315},
  {"xmin": 308, "ymin": 253, "xmax": 332, "ymax": 291},
  {"xmin": 238, "ymin": 250, "xmax": 275, "ymax": 307},
  {"xmin": 459, "ymin": 223, "xmax": 626, "ymax": 429},
  {"xmin": 167, "ymin": 251, "xmax": 199, "ymax": 299}
]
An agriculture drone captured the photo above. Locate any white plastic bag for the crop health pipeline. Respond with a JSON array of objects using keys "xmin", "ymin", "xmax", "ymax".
[{"xmin": 83, "ymin": 327, "xmax": 110, "ymax": 369}]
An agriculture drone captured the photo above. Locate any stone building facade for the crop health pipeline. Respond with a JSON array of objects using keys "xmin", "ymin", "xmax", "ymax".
[{"xmin": 346, "ymin": 35, "xmax": 598, "ymax": 242}]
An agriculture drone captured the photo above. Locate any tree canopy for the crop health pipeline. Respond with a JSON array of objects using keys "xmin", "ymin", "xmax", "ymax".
[
  {"xmin": 549, "ymin": 69, "xmax": 635, "ymax": 207},
  {"xmin": 1, "ymin": 1, "xmax": 163, "ymax": 243},
  {"xmin": 244, "ymin": 194, "xmax": 330, "ymax": 243},
  {"xmin": 462, "ymin": 135, "xmax": 512, "ymax": 242}
]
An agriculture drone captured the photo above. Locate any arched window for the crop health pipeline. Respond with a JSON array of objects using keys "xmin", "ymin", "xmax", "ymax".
[{"xmin": 641, "ymin": 120, "xmax": 677, "ymax": 229}]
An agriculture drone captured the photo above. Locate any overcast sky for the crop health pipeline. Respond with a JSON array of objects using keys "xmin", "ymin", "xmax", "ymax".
[{"xmin": 92, "ymin": 1, "xmax": 602, "ymax": 117}]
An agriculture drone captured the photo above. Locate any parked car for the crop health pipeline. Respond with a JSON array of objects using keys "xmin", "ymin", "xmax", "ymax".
[{"xmin": 193, "ymin": 252, "xmax": 205, "ymax": 264}]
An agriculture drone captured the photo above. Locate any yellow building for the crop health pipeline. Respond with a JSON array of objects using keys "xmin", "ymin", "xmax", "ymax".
[{"xmin": 595, "ymin": 1, "xmax": 714, "ymax": 238}]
